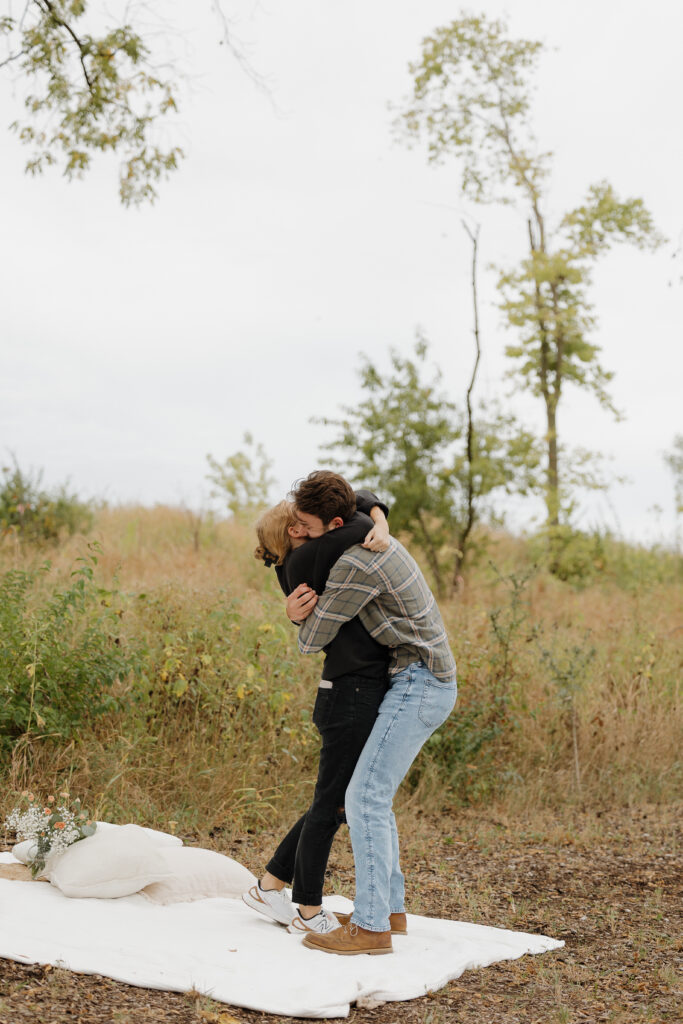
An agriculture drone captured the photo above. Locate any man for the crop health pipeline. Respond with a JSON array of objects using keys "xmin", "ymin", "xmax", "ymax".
[
  {"xmin": 243, "ymin": 490, "xmax": 391, "ymax": 934},
  {"xmin": 286, "ymin": 471, "xmax": 457, "ymax": 956}
]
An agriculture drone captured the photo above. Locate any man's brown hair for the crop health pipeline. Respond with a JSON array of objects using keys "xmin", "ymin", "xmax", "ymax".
[{"xmin": 291, "ymin": 470, "xmax": 356, "ymax": 525}]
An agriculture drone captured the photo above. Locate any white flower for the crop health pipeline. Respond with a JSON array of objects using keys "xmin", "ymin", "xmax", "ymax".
[{"xmin": 5, "ymin": 795, "xmax": 96, "ymax": 877}]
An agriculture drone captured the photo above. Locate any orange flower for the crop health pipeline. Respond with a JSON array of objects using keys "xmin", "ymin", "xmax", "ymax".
[
  {"xmin": 43, "ymin": 807, "xmax": 51, "ymax": 815},
  {"xmin": 47, "ymin": 795, "xmax": 55, "ymax": 804},
  {"xmin": 27, "ymin": 793, "xmax": 35, "ymax": 802},
  {"xmin": 54, "ymin": 821, "xmax": 66, "ymax": 830}
]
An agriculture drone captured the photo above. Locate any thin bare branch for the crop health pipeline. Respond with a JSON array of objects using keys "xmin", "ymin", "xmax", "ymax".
[
  {"xmin": 209, "ymin": 0, "xmax": 274, "ymax": 102},
  {"xmin": 0, "ymin": 49, "xmax": 27, "ymax": 69},
  {"xmin": 18, "ymin": 1, "xmax": 32, "ymax": 33}
]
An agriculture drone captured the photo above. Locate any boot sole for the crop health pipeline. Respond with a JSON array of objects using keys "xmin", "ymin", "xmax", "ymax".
[{"xmin": 302, "ymin": 939, "xmax": 393, "ymax": 955}]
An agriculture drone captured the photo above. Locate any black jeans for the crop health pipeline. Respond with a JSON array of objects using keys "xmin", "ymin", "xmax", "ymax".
[{"xmin": 266, "ymin": 672, "xmax": 388, "ymax": 905}]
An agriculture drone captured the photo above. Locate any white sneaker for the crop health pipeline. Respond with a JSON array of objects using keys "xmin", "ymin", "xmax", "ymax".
[
  {"xmin": 242, "ymin": 883, "xmax": 295, "ymax": 926},
  {"xmin": 287, "ymin": 908, "xmax": 340, "ymax": 934}
]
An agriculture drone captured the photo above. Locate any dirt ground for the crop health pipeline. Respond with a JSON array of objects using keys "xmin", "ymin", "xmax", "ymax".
[{"xmin": 1, "ymin": 804, "xmax": 680, "ymax": 1024}]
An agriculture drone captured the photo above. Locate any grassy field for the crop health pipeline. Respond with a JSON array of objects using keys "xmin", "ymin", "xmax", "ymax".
[{"xmin": 0, "ymin": 507, "xmax": 681, "ymax": 1022}]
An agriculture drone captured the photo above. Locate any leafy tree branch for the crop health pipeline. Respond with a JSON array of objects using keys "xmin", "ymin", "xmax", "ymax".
[{"xmin": 1, "ymin": 0, "xmax": 184, "ymax": 204}]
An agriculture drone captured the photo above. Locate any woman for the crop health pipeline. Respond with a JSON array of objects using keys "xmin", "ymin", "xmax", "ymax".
[{"xmin": 243, "ymin": 493, "xmax": 391, "ymax": 934}]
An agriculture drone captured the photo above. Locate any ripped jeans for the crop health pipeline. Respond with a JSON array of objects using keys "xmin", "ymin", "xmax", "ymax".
[
  {"xmin": 266, "ymin": 671, "xmax": 388, "ymax": 905},
  {"xmin": 345, "ymin": 661, "xmax": 457, "ymax": 931}
]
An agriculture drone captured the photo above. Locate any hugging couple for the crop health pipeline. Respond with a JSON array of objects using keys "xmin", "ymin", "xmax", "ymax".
[{"xmin": 242, "ymin": 471, "xmax": 457, "ymax": 956}]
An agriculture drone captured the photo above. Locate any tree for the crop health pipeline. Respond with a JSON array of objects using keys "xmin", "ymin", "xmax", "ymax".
[
  {"xmin": 206, "ymin": 433, "xmax": 275, "ymax": 520},
  {"xmin": 0, "ymin": 1, "xmax": 183, "ymax": 205},
  {"xmin": 396, "ymin": 14, "xmax": 664, "ymax": 538},
  {"xmin": 663, "ymin": 434, "xmax": 683, "ymax": 518},
  {"xmin": 317, "ymin": 339, "xmax": 541, "ymax": 595}
]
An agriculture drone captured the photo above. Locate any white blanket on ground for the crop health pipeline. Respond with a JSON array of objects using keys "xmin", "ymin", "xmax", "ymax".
[{"xmin": 0, "ymin": 853, "xmax": 563, "ymax": 1018}]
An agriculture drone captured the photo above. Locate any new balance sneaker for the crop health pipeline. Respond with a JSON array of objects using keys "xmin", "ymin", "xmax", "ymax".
[
  {"xmin": 242, "ymin": 883, "xmax": 295, "ymax": 925},
  {"xmin": 287, "ymin": 908, "xmax": 340, "ymax": 934}
]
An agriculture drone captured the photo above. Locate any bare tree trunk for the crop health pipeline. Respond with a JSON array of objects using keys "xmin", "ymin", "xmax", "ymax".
[
  {"xmin": 571, "ymin": 699, "xmax": 582, "ymax": 796},
  {"xmin": 526, "ymin": 219, "xmax": 560, "ymax": 532},
  {"xmin": 548, "ymin": 280, "xmax": 565, "ymax": 533},
  {"xmin": 416, "ymin": 510, "xmax": 444, "ymax": 597},
  {"xmin": 546, "ymin": 400, "xmax": 560, "ymax": 529},
  {"xmin": 452, "ymin": 220, "xmax": 481, "ymax": 592}
]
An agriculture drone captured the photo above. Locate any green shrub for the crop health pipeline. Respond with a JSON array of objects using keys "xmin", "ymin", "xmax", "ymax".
[
  {"xmin": 130, "ymin": 584, "xmax": 319, "ymax": 762},
  {"xmin": 0, "ymin": 461, "xmax": 93, "ymax": 544},
  {"xmin": 529, "ymin": 525, "xmax": 682, "ymax": 588},
  {"xmin": 0, "ymin": 547, "xmax": 139, "ymax": 751}
]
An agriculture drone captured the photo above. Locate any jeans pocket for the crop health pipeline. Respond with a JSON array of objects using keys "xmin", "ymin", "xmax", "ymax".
[
  {"xmin": 418, "ymin": 679, "xmax": 457, "ymax": 729},
  {"xmin": 312, "ymin": 687, "xmax": 335, "ymax": 730}
]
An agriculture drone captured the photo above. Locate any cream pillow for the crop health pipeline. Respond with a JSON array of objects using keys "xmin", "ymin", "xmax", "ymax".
[
  {"xmin": 141, "ymin": 846, "xmax": 257, "ymax": 904},
  {"xmin": 95, "ymin": 821, "xmax": 182, "ymax": 846},
  {"xmin": 12, "ymin": 839, "xmax": 37, "ymax": 865},
  {"xmin": 49, "ymin": 823, "xmax": 172, "ymax": 898},
  {"xmin": 13, "ymin": 821, "xmax": 180, "ymax": 867}
]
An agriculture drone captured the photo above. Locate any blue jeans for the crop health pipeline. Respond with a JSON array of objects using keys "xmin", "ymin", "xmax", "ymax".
[{"xmin": 345, "ymin": 661, "xmax": 457, "ymax": 932}]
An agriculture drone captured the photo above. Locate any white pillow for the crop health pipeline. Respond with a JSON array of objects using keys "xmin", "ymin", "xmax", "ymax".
[
  {"xmin": 140, "ymin": 846, "xmax": 257, "ymax": 904},
  {"xmin": 12, "ymin": 822, "xmax": 180, "ymax": 869},
  {"xmin": 49, "ymin": 823, "xmax": 172, "ymax": 898},
  {"xmin": 95, "ymin": 821, "xmax": 182, "ymax": 846},
  {"xmin": 12, "ymin": 839, "xmax": 37, "ymax": 865}
]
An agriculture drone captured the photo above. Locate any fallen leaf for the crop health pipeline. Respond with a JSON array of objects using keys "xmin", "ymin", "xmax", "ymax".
[{"xmin": 356, "ymin": 996, "xmax": 386, "ymax": 1009}]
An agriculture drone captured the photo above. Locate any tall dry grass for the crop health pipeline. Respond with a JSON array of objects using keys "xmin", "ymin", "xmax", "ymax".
[{"xmin": 1, "ymin": 506, "xmax": 680, "ymax": 839}]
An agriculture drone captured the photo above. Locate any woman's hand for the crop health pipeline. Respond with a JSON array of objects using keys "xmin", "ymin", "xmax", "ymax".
[
  {"xmin": 286, "ymin": 583, "xmax": 318, "ymax": 623},
  {"xmin": 362, "ymin": 507, "xmax": 390, "ymax": 552}
]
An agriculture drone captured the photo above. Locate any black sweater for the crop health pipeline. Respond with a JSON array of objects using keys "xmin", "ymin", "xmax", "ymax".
[{"xmin": 275, "ymin": 492, "xmax": 389, "ymax": 681}]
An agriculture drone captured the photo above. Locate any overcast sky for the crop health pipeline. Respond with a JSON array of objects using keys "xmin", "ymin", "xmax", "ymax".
[{"xmin": 1, "ymin": 0, "xmax": 681, "ymax": 543}]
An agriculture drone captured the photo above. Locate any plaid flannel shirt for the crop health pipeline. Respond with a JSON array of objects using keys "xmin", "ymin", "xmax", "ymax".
[{"xmin": 298, "ymin": 539, "xmax": 457, "ymax": 683}]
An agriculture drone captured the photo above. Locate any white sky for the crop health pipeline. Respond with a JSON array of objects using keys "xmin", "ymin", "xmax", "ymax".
[{"xmin": 1, "ymin": 0, "xmax": 681, "ymax": 544}]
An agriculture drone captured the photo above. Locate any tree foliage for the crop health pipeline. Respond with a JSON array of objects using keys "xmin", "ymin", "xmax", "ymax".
[
  {"xmin": 206, "ymin": 432, "xmax": 275, "ymax": 521},
  {"xmin": 0, "ymin": 0, "xmax": 183, "ymax": 204},
  {"xmin": 396, "ymin": 14, "xmax": 664, "ymax": 536},
  {"xmin": 663, "ymin": 434, "xmax": 683, "ymax": 518},
  {"xmin": 317, "ymin": 339, "xmax": 541, "ymax": 594}
]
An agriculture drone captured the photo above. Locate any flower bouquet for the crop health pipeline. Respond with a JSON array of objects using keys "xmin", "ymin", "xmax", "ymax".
[{"xmin": 5, "ymin": 791, "xmax": 97, "ymax": 878}]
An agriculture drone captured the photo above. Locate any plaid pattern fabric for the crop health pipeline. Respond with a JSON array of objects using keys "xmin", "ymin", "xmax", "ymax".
[{"xmin": 298, "ymin": 539, "xmax": 457, "ymax": 683}]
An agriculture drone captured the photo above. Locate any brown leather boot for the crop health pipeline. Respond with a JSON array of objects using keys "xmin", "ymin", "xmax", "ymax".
[
  {"xmin": 334, "ymin": 911, "xmax": 407, "ymax": 935},
  {"xmin": 302, "ymin": 922, "xmax": 393, "ymax": 955}
]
